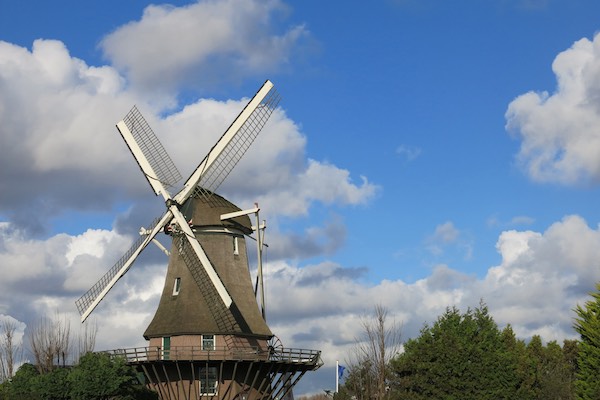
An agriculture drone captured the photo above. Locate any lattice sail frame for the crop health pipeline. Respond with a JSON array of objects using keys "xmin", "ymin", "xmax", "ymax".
[
  {"xmin": 121, "ymin": 106, "xmax": 182, "ymax": 192},
  {"xmin": 194, "ymin": 86, "xmax": 280, "ymax": 200},
  {"xmin": 75, "ymin": 216, "xmax": 166, "ymax": 316}
]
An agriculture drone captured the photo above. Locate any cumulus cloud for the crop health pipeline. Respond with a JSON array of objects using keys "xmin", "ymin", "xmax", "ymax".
[
  {"xmin": 0, "ymin": 38, "xmax": 374, "ymax": 238},
  {"xmin": 152, "ymin": 99, "xmax": 378, "ymax": 218},
  {"xmin": 266, "ymin": 215, "xmax": 600, "ymax": 360},
  {"xmin": 506, "ymin": 32, "xmax": 600, "ymax": 184},
  {"xmin": 0, "ymin": 39, "xmax": 143, "ymax": 234},
  {"xmin": 264, "ymin": 215, "xmax": 600, "ymax": 392},
  {"xmin": 265, "ymin": 215, "xmax": 348, "ymax": 261},
  {"xmin": 1, "ymin": 208, "xmax": 599, "ymax": 393},
  {"xmin": 479, "ymin": 215, "xmax": 600, "ymax": 340},
  {"xmin": 100, "ymin": 0, "xmax": 309, "ymax": 99},
  {"xmin": 6, "ymin": 213, "xmax": 595, "ymax": 347},
  {"xmin": 0, "ymin": 0, "xmax": 379, "ymax": 380}
]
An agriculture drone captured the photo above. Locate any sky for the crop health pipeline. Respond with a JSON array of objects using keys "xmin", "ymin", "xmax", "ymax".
[{"xmin": 2, "ymin": 0, "xmax": 600, "ymax": 395}]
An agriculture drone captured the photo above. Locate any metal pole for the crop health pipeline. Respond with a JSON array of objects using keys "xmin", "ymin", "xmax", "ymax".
[
  {"xmin": 254, "ymin": 204, "xmax": 266, "ymax": 320},
  {"xmin": 336, "ymin": 360, "xmax": 339, "ymax": 393}
]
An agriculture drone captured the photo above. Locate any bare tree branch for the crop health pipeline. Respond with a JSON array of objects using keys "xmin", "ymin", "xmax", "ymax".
[
  {"xmin": 28, "ymin": 313, "xmax": 74, "ymax": 373},
  {"xmin": 345, "ymin": 304, "xmax": 402, "ymax": 400},
  {"xmin": 78, "ymin": 319, "xmax": 97, "ymax": 360}
]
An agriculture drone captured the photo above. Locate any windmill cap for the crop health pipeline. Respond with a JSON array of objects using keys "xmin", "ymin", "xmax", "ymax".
[{"xmin": 181, "ymin": 191, "xmax": 253, "ymax": 234}]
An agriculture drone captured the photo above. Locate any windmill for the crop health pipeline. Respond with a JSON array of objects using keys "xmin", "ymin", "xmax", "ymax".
[{"xmin": 75, "ymin": 80, "xmax": 322, "ymax": 400}]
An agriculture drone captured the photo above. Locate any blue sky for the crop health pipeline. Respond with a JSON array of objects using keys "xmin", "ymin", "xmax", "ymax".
[{"xmin": 3, "ymin": 0, "xmax": 600, "ymax": 395}]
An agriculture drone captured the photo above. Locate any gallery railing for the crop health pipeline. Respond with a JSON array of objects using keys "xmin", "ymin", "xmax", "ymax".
[{"xmin": 104, "ymin": 345, "xmax": 322, "ymax": 366}]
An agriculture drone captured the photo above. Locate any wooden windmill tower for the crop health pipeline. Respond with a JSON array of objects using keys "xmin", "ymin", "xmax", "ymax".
[{"xmin": 75, "ymin": 80, "xmax": 322, "ymax": 400}]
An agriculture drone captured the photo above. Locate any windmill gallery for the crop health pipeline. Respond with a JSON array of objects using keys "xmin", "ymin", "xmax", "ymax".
[{"xmin": 75, "ymin": 80, "xmax": 322, "ymax": 400}]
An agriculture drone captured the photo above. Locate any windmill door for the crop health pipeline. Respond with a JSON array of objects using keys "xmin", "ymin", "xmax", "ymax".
[{"xmin": 162, "ymin": 336, "xmax": 171, "ymax": 360}]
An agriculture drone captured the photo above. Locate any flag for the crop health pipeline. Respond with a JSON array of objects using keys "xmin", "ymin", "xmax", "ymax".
[{"xmin": 338, "ymin": 364, "xmax": 346, "ymax": 379}]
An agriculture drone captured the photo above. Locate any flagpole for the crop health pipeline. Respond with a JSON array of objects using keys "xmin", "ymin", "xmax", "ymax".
[{"xmin": 336, "ymin": 360, "xmax": 339, "ymax": 393}]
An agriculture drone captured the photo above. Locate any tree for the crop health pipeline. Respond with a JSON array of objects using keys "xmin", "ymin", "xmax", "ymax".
[
  {"xmin": 574, "ymin": 282, "xmax": 600, "ymax": 399},
  {"xmin": 1, "ymin": 353, "xmax": 157, "ymax": 400},
  {"xmin": 339, "ymin": 304, "xmax": 402, "ymax": 400},
  {"xmin": 28, "ymin": 313, "xmax": 72, "ymax": 373},
  {"xmin": 391, "ymin": 302, "xmax": 519, "ymax": 399},
  {"xmin": 0, "ymin": 319, "xmax": 22, "ymax": 382},
  {"xmin": 34, "ymin": 367, "xmax": 71, "ymax": 400},
  {"xmin": 77, "ymin": 320, "xmax": 97, "ymax": 359},
  {"xmin": 68, "ymin": 352, "xmax": 156, "ymax": 400},
  {"xmin": 390, "ymin": 302, "xmax": 577, "ymax": 399},
  {"xmin": 537, "ymin": 340, "xmax": 576, "ymax": 399},
  {"xmin": 4, "ymin": 363, "xmax": 40, "ymax": 400}
]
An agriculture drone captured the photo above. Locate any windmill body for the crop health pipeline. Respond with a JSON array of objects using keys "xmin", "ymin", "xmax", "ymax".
[{"xmin": 76, "ymin": 81, "xmax": 322, "ymax": 400}]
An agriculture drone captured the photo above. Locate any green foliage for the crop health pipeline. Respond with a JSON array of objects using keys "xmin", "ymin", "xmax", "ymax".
[
  {"xmin": 5, "ymin": 363, "xmax": 40, "ymax": 400},
  {"xmin": 574, "ymin": 282, "xmax": 600, "ymax": 399},
  {"xmin": 68, "ymin": 352, "xmax": 136, "ymax": 400},
  {"xmin": 337, "ymin": 359, "xmax": 376, "ymax": 400},
  {"xmin": 35, "ymin": 367, "xmax": 70, "ymax": 400},
  {"xmin": 387, "ymin": 302, "xmax": 577, "ymax": 400},
  {"xmin": 391, "ymin": 303, "xmax": 518, "ymax": 399},
  {"xmin": 0, "ymin": 353, "xmax": 157, "ymax": 400}
]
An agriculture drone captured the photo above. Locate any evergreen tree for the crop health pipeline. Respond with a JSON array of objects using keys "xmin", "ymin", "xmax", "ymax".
[
  {"xmin": 537, "ymin": 340, "xmax": 576, "ymax": 399},
  {"xmin": 391, "ymin": 303, "xmax": 519, "ymax": 399},
  {"xmin": 574, "ymin": 282, "xmax": 600, "ymax": 399}
]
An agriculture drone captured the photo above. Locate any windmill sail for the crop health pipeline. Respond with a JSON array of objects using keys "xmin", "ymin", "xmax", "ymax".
[
  {"xmin": 75, "ymin": 213, "xmax": 171, "ymax": 322},
  {"xmin": 118, "ymin": 106, "xmax": 182, "ymax": 196},
  {"xmin": 174, "ymin": 80, "xmax": 279, "ymax": 204},
  {"xmin": 194, "ymin": 83, "xmax": 280, "ymax": 198}
]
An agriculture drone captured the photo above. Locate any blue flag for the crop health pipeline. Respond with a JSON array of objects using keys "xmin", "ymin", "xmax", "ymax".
[{"xmin": 338, "ymin": 364, "xmax": 346, "ymax": 379}]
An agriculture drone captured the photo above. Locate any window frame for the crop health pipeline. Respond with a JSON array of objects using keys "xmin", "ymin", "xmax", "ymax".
[
  {"xmin": 201, "ymin": 334, "xmax": 215, "ymax": 351},
  {"xmin": 198, "ymin": 366, "xmax": 218, "ymax": 395},
  {"xmin": 233, "ymin": 236, "xmax": 239, "ymax": 256},
  {"xmin": 172, "ymin": 277, "xmax": 181, "ymax": 296},
  {"xmin": 162, "ymin": 336, "xmax": 171, "ymax": 360}
]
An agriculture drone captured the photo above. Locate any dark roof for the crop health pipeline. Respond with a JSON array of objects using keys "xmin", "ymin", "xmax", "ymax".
[{"xmin": 181, "ymin": 191, "xmax": 254, "ymax": 234}]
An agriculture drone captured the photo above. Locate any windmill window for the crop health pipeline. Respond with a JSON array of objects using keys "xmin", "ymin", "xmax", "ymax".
[
  {"xmin": 162, "ymin": 336, "xmax": 171, "ymax": 360},
  {"xmin": 202, "ymin": 334, "xmax": 215, "ymax": 351},
  {"xmin": 172, "ymin": 277, "xmax": 181, "ymax": 296},
  {"xmin": 233, "ymin": 237, "xmax": 239, "ymax": 255},
  {"xmin": 199, "ymin": 366, "xmax": 218, "ymax": 395}
]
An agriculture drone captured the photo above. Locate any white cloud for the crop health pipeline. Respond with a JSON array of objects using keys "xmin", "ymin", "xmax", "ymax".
[
  {"xmin": 65, "ymin": 229, "xmax": 119, "ymax": 265},
  {"xmin": 0, "ymin": 39, "xmax": 144, "ymax": 233},
  {"xmin": 506, "ymin": 32, "xmax": 600, "ymax": 184},
  {"xmin": 0, "ymin": 314, "xmax": 27, "ymax": 348},
  {"xmin": 396, "ymin": 144, "xmax": 421, "ymax": 162},
  {"xmin": 1, "ymin": 208, "xmax": 599, "ymax": 392},
  {"xmin": 0, "ymin": 38, "xmax": 374, "ymax": 237},
  {"xmin": 426, "ymin": 221, "xmax": 473, "ymax": 259},
  {"xmin": 432, "ymin": 221, "xmax": 459, "ymax": 244},
  {"xmin": 100, "ymin": 0, "xmax": 309, "ymax": 98},
  {"xmin": 487, "ymin": 214, "xmax": 535, "ymax": 229},
  {"xmin": 261, "ymin": 214, "xmax": 600, "ymax": 390},
  {"xmin": 479, "ymin": 215, "xmax": 600, "ymax": 341}
]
